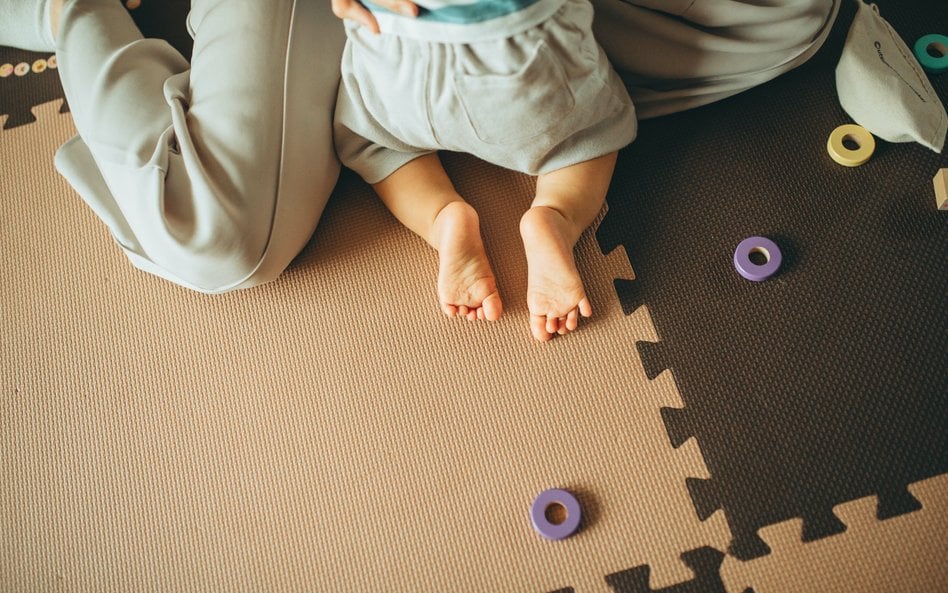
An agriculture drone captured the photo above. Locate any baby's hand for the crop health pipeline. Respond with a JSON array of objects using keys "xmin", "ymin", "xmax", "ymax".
[{"xmin": 331, "ymin": 0, "xmax": 419, "ymax": 35}]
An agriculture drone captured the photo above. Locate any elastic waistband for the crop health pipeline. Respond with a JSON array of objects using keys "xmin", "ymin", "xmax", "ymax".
[{"xmin": 366, "ymin": 0, "xmax": 567, "ymax": 43}]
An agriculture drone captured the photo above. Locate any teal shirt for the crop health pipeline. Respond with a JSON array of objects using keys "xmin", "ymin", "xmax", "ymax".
[
  {"xmin": 365, "ymin": 0, "xmax": 544, "ymax": 24},
  {"xmin": 362, "ymin": 0, "xmax": 565, "ymax": 42}
]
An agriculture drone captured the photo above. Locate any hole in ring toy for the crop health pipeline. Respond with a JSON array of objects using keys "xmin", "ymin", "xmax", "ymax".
[
  {"xmin": 914, "ymin": 33, "xmax": 948, "ymax": 74},
  {"xmin": 531, "ymin": 488, "xmax": 581, "ymax": 540},
  {"xmin": 827, "ymin": 124, "xmax": 875, "ymax": 167},
  {"xmin": 734, "ymin": 237, "xmax": 782, "ymax": 282}
]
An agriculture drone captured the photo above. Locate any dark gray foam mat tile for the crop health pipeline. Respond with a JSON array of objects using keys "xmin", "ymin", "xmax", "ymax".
[
  {"xmin": 598, "ymin": 0, "xmax": 948, "ymax": 561},
  {"xmin": 0, "ymin": 49, "xmax": 67, "ymax": 129}
]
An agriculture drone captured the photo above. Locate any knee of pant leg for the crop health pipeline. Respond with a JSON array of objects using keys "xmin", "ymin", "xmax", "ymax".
[
  {"xmin": 114, "ymin": 199, "xmax": 280, "ymax": 294},
  {"xmin": 138, "ymin": 199, "xmax": 319, "ymax": 294},
  {"xmin": 188, "ymin": 246, "xmax": 277, "ymax": 294},
  {"xmin": 121, "ymin": 246, "xmax": 260, "ymax": 294},
  {"xmin": 129, "ymin": 233, "xmax": 275, "ymax": 294}
]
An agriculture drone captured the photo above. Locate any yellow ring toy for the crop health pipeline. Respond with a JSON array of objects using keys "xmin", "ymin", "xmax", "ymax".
[{"xmin": 827, "ymin": 124, "xmax": 875, "ymax": 167}]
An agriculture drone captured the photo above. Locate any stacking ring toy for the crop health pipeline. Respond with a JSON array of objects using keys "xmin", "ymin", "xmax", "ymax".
[
  {"xmin": 827, "ymin": 124, "xmax": 875, "ymax": 167},
  {"xmin": 734, "ymin": 237, "xmax": 782, "ymax": 282},
  {"xmin": 914, "ymin": 34, "xmax": 948, "ymax": 74},
  {"xmin": 531, "ymin": 488, "xmax": 581, "ymax": 540}
]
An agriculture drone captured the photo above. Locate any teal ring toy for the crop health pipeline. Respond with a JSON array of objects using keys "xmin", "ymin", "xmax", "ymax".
[{"xmin": 914, "ymin": 34, "xmax": 948, "ymax": 74}]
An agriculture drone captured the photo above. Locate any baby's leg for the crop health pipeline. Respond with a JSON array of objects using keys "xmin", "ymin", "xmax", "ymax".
[
  {"xmin": 521, "ymin": 152, "xmax": 617, "ymax": 342},
  {"xmin": 373, "ymin": 154, "xmax": 503, "ymax": 322}
]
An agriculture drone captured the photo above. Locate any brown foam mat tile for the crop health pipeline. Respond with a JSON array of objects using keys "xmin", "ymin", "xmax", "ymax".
[
  {"xmin": 1, "ymin": 109, "xmax": 729, "ymax": 591},
  {"xmin": 720, "ymin": 474, "xmax": 948, "ymax": 593}
]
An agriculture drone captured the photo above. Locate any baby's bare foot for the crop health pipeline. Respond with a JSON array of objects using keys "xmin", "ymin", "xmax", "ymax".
[
  {"xmin": 431, "ymin": 202, "xmax": 502, "ymax": 322},
  {"xmin": 520, "ymin": 206, "xmax": 592, "ymax": 342}
]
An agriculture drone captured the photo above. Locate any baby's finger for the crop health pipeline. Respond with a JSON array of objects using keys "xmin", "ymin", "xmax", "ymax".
[{"xmin": 331, "ymin": 0, "xmax": 381, "ymax": 34}]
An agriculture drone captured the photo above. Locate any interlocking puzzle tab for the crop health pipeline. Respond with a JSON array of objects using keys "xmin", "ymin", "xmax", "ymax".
[
  {"xmin": 604, "ymin": 548, "xmax": 726, "ymax": 593},
  {"xmin": 544, "ymin": 548, "xmax": 727, "ymax": 593},
  {"xmin": 934, "ymin": 168, "xmax": 948, "ymax": 210},
  {"xmin": 719, "ymin": 474, "xmax": 948, "ymax": 593},
  {"xmin": 0, "ymin": 48, "xmax": 67, "ymax": 130}
]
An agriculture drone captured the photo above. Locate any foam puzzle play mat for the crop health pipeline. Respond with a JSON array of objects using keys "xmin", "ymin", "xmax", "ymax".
[{"xmin": 1, "ymin": 1, "xmax": 946, "ymax": 592}]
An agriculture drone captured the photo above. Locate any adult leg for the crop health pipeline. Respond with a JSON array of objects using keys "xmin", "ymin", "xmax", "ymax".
[
  {"xmin": 53, "ymin": 0, "xmax": 344, "ymax": 292},
  {"xmin": 591, "ymin": 0, "xmax": 841, "ymax": 118},
  {"xmin": 0, "ymin": 0, "xmax": 54, "ymax": 51}
]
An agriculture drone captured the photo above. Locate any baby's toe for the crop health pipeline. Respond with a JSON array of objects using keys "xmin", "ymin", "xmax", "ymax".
[
  {"xmin": 531, "ymin": 316, "xmax": 553, "ymax": 342},
  {"xmin": 566, "ymin": 309, "xmax": 579, "ymax": 331},
  {"xmin": 545, "ymin": 316, "xmax": 559, "ymax": 336},
  {"xmin": 579, "ymin": 297, "xmax": 592, "ymax": 318},
  {"xmin": 556, "ymin": 317, "xmax": 569, "ymax": 335},
  {"xmin": 482, "ymin": 293, "xmax": 503, "ymax": 322}
]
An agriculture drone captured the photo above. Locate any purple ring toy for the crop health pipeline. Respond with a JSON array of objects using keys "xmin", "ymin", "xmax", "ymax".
[
  {"xmin": 734, "ymin": 236, "xmax": 782, "ymax": 282},
  {"xmin": 530, "ymin": 488, "xmax": 581, "ymax": 540}
]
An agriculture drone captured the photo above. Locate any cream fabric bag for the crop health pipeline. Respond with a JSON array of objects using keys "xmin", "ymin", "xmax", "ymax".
[{"xmin": 836, "ymin": 0, "xmax": 947, "ymax": 152}]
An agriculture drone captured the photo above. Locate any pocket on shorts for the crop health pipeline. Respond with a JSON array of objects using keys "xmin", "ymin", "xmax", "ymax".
[{"xmin": 453, "ymin": 41, "xmax": 576, "ymax": 145}]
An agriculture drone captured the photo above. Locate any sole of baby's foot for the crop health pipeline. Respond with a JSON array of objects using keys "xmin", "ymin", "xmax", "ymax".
[
  {"xmin": 432, "ymin": 201, "xmax": 502, "ymax": 322},
  {"xmin": 520, "ymin": 206, "xmax": 592, "ymax": 342}
]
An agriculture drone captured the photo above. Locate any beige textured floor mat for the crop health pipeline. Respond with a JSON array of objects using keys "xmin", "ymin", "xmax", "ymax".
[{"xmin": 1, "ymin": 101, "xmax": 730, "ymax": 593}]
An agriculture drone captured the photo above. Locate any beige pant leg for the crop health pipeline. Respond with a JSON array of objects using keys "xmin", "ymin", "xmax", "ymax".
[
  {"xmin": 592, "ymin": 0, "xmax": 841, "ymax": 118},
  {"xmin": 55, "ymin": 0, "xmax": 344, "ymax": 292}
]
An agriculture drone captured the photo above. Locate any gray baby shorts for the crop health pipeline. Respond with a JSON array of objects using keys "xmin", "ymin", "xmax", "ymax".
[{"xmin": 333, "ymin": 0, "xmax": 637, "ymax": 184}]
